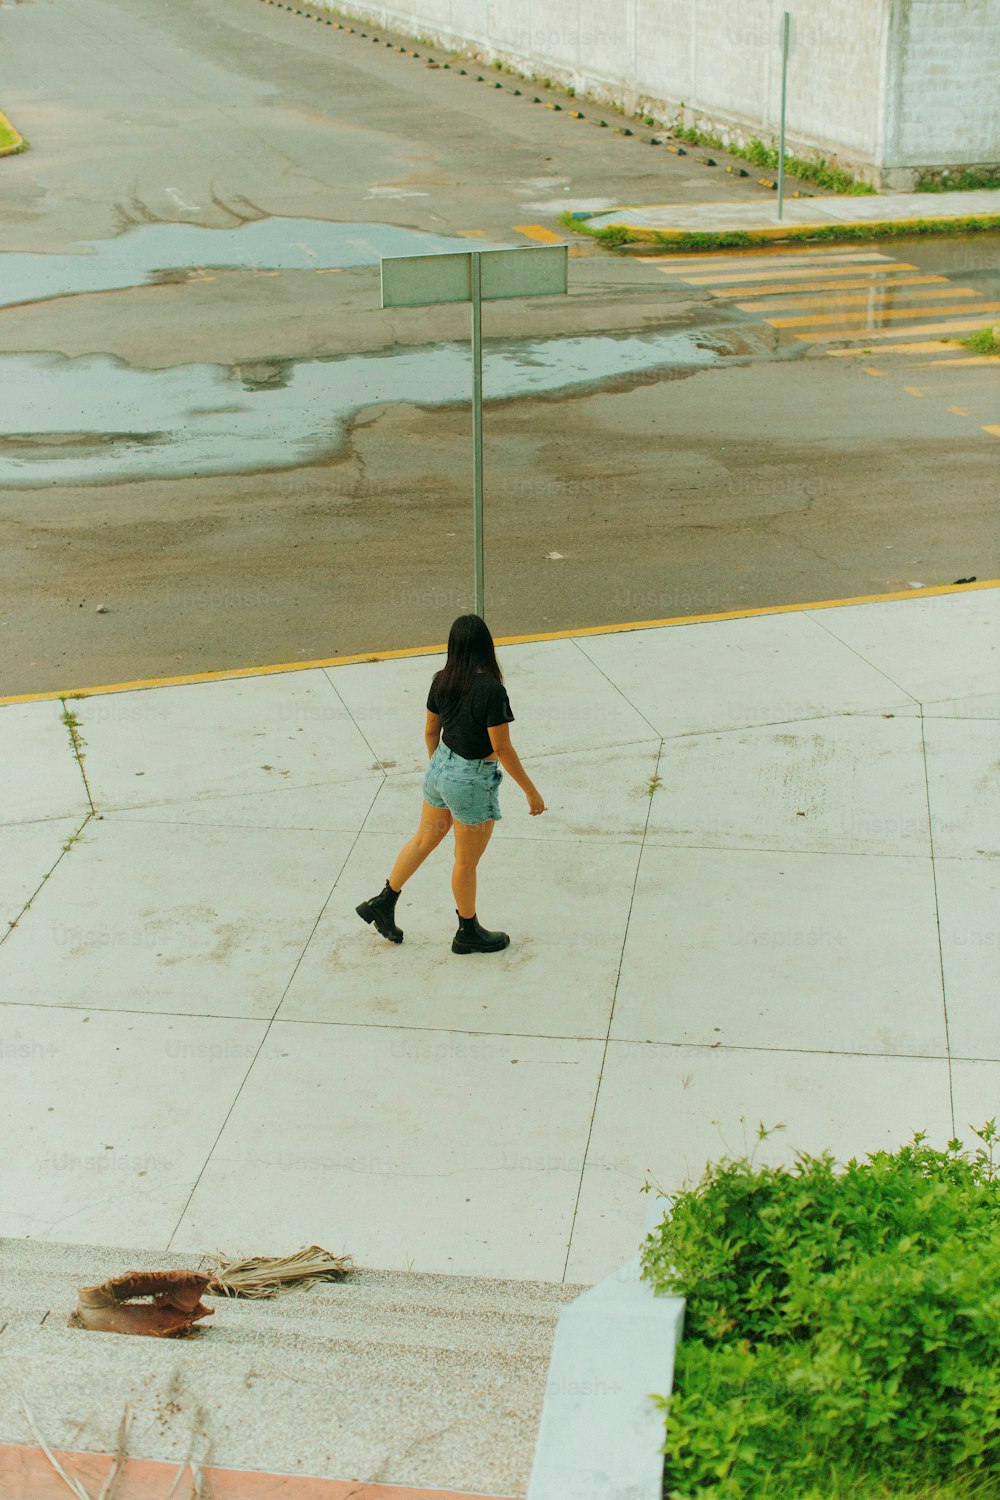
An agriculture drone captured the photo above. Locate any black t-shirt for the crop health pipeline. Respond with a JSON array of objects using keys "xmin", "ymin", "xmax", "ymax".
[{"xmin": 427, "ymin": 670, "xmax": 515, "ymax": 760}]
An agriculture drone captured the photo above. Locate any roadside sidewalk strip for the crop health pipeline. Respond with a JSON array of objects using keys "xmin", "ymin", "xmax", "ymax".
[{"xmin": 577, "ymin": 187, "xmax": 1000, "ymax": 250}]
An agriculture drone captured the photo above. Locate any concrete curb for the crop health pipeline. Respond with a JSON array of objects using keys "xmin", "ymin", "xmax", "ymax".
[
  {"xmin": 528, "ymin": 1256, "xmax": 683, "ymax": 1500},
  {"xmin": 0, "ymin": 110, "xmax": 25, "ymax": 158},
  {"xmin": 2, "ymin": 577, "xmax": 996, "ymax": 708},
  {"xmin": 571, "ymin": 212, "xmax": 1000, "ymax": 250}
]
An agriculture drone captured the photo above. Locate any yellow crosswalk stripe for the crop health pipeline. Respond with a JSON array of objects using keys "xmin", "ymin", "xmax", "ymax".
[
  {"xmin": 796, "ymin": 316, "xmax": 999, "ymax": 343},
  {"xmin": 911, "ymin": 356, "xmax": 1000, "ymax": 367},
  {"xmin": 771, "ymin": 300, "xmax": 1000, "ymax": 329},
  {"xmin": 676, "ymin": 263, "xmax": 921, "ymax": 286},
  {"xmin": 649, "ymin": 249, "xmax": 893, "ymax": 270},
  {"xmin": 738, "ymin": 287, "xmax": 982, "ymax": 313},
  {"xmin": 984, "ymin": 426, "xmax": 1000, "ymax": 437},
  {"xmin": 826, "ymin": 341, "xmax": 965, "ymax": 357},
  {"xmin": 647, "ymin": 245, "xmax": 867, "ymax": 259},
  {"xmin": 513, "ymin": 223, "xmax": 565, "ymax": 243},
  {"xmin": 647, "ymin": 243, "xmax": 995, "ymax": 381},
  {"xmin": 712, "ymin": 273, "xmax": 949, "ymax": 299}
]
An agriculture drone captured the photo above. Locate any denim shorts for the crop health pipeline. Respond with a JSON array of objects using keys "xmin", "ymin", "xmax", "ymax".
[{"xmin": 423, "ymin": 743, "xmax": 503, "ymax": 826}]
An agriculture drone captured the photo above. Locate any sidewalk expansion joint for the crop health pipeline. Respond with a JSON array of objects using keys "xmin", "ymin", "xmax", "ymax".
[
  {"xmin": 59, "ymin": 698, "xmax": 97, "ymax": 816},
  {"xmin": 917, "ymin": 702, "xmax": 957, "ymax": 1136}
]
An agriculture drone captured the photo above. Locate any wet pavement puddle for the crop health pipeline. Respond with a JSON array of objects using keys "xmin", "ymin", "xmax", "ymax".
[
  {"xmin": 0, "ymin": 218, "xmax": 512, "ymax": 309},
  {"xmin": 0, "ymin": 218, "xmax": 736, "ymax": 485},
  {"xmin": 0, "ymin": 331, "xmax": 726, "ymax": 485}
]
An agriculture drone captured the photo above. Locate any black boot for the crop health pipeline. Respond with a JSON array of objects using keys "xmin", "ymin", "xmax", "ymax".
[
  {"xmin": 451, "ymin": 910, "xmax": 510, "ymax": 954},
  {"xmin": 357, "ymin": 879, "xmax": 403, "ymax": 943}
]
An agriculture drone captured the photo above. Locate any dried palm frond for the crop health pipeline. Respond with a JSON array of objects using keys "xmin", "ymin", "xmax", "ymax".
[
  {"xmin": 205, "ymin": 1244, "xmax": 352, "ymax": 1298},
  {"xmin": 95, "ymin": 1404, "xmax": 133, "ymax": 1500},
  {"xmin": 166, "ymin": 1459, "xmax": 205, "ymax": 1499},
  {"xmin": 72, "ymin": 1272, "xmax": 214, "ymax": 1338},
  {"xmin": 19, "ymin": 1392, "xmax": 107, "ymax": 1500}
]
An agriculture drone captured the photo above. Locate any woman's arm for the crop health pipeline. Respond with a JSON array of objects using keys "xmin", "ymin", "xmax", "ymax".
[
  {"xmin": 425, "ymin": 710, "xmax": 442, "ymax": 759},
  {"xmin": 488, "ymin": 722, "xmax": 545, "ymax": 815}
]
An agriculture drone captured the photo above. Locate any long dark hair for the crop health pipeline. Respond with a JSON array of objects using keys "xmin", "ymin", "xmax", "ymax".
[{"xmin": 432, "ymin": 614, "xmax": 504, "ymax": 702}]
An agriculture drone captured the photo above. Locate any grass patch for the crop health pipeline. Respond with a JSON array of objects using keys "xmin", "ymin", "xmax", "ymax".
[
  {"xmin": 0, "ymin": 113, "xmax": 25, "ymax": 155},
  {"xmin": 643, "ymin": 1123, "xmax": 1000, "ymax": 1500},
  {"xmin": 917, "ymin": 165, "xmax": 1000, "ymax": 193},
  {"xmin": 665, "ymin": 231, "xmax": 753, "ymax": 251},
  {"xmin": 562, "ymin": 210, "xmax": 1000, "ymax": 253},
  {"xmin": 671, "ymin": 125, "xmax": 874, "ymax": 194},
  {"xmin": 959, "ymin": 326, "xmax": 1000, "ymax": 356}
]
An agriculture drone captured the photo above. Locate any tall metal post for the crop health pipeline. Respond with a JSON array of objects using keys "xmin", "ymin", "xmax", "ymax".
[
  {"xmin": 381, "ymin": 243, "xmax": 566, "ymax": 621},
  {"xmin": 470, "ymin": 251, "xmax": 485, "ymax": 617},
  {"xmin": 777, "ymin": 11, "xmax": 791, "ymax": 220}
]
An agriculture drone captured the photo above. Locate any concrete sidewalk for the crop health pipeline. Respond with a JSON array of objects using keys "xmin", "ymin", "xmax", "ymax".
[
  {"xmin": 581, "ymin": 187, "xmax": 1000, "ymax": 240},
  {"xmin": 1, "ymin": 584, "xmax": 999, "ymax": 1287}
]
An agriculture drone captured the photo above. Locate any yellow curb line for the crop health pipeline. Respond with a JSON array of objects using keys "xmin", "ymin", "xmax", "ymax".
[
  {"xmin": 2, "ymin": 580, "xmax": 997, "ymax": 708},
  {"xmin": 0, "ymin": 110, "xmax": 25, "ymax": 157},
  {"xmin": 588, "ymin": 214, "xmax": 1000, "ymax": 245}
]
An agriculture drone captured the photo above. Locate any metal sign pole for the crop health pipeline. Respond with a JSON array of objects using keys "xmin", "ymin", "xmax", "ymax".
[
  {"xmin": 470, "ymin": 251, "xmax": 485, "ymax": 617},
  {"xmin": 777, "ymin": 11, "xmax": 791, "ymax": 220},
  {"xmin": 380, "ymin": 243, "xmax": 567, "ymax": 624}
]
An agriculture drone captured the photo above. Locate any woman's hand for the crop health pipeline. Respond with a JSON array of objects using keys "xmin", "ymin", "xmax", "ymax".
[{"xmin": 526, "ymin": 789, "xmax": 546, "ymax": 816}]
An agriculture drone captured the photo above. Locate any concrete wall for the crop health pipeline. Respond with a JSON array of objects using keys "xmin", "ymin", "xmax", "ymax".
[
  {"xmin": 320, "ymin": 0, "xmax": 997, "ymax": 187},
  {"xmin": 883, "ymin": 0, "xmax": 1000, "ymax": 184}
]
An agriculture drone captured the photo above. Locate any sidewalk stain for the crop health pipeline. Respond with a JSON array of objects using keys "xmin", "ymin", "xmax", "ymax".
[
  {"xmin": 0, "ymin": 331, "xmax": 726, "ymax": 486},
  {"xmin": 0, "ymin": 218, "xmax": 512, "ymax": 310}
]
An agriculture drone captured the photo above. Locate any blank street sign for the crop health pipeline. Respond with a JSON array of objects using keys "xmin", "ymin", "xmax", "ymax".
[{"xmin": 381, "ymin": 244, "xmax": 568, "ymax": 307}]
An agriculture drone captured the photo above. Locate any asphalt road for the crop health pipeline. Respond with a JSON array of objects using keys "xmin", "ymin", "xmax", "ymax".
[{"xmin": 1, "ymin": 0, "xmax": 998, "ymax": 695}]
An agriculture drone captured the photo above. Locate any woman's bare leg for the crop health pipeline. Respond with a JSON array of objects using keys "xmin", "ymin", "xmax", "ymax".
[
  {"xmin": 389, "ymin": 801, "xmax": 453, "ymax": 890},
  {"xmin": 451, "ymin": 818, "xmax": 496, "ymax": 918}
]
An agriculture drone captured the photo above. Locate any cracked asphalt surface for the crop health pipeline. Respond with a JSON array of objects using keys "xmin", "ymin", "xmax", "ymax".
[{"xmin": 0, "ymin": 0, "xmax": 998, "ymax": 694}]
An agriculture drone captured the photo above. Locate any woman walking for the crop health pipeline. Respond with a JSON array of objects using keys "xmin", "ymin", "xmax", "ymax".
[{"xmin": 357, "ymin": 614, "xmax": 545, "ymax": 953}]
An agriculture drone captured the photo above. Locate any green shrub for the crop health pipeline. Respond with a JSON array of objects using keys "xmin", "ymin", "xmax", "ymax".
[
  {"xmin": 642, "ymin": 1124, "xmax": 1000, "ymax": 1498},
  {"xmin": 917, "ymin": 166, "xmax": 1000, "ymax": 193},
  {"xmin": 0, "ymin": 116, "xmax": 24, "ymax": 154},
  {"xmin": 960, "ymin": 326, "xmax": 1000, "ymax": 356},
  {"xmin": 588, "ymin": 223, "xmax": 634, "ymax": 247},
  {"xmin": 741, "ymin": 137, "xmax": 874, "ymax": 194}
]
